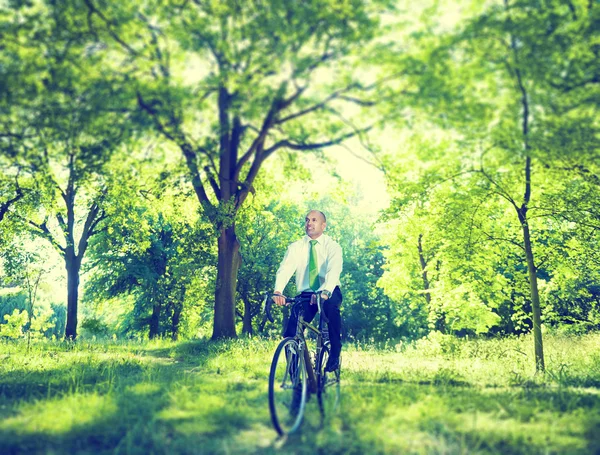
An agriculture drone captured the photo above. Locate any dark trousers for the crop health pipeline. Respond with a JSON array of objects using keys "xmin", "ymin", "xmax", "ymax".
[{"xmin": 284, "ymin": 287, "xmax": 343, "ymax": 360}]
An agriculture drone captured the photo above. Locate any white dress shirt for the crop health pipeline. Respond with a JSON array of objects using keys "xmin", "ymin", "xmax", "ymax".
[{"xmin": 274, "ymin": 233, "xmax": 343, "ymax": 294}]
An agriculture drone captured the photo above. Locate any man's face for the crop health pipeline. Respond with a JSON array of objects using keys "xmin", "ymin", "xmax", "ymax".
[{"xmin": 305, "ymin": 211, "xmax": 326, "ymax": 239}]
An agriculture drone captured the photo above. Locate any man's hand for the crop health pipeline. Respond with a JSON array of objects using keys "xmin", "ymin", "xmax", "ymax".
[
  {"xmin": 273, "ymin": 291, "xmax": 287, "ymax": 306},
  {"xmin": 311, "ymin": 291, "xmax": 330, "ymax": 305},
  {"xmin": 310, "ymin": 291, "xmax": 329, "ymax": 305}
]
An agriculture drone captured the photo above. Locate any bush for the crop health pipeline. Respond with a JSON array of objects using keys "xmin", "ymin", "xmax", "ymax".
[
  {"xmin": 80, "ymin": 317, "xmax": 111, "ymax": 339},
  {"xmin": 1, "ymin": 309, "xmax": 28, "ymax": 339}
]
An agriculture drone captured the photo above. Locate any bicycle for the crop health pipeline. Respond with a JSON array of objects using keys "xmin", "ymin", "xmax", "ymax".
[{"xmin": 264, "ymin": 291, "xmax": 341, "ymax": 436}]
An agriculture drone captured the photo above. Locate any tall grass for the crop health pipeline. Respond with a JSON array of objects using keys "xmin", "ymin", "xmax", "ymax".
[{"xmin": 1, "ymin": 333, "xmax": 599, "ymax": 454}]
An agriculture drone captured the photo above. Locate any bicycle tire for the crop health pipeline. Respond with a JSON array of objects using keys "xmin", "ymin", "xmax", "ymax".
[
  {"xmin": 316, "ymin": 342, "xmax": 341, "ymax": 418},
  {"xmin": 268, "ymin": 337, "xmax": 307, "ymax": 435}
]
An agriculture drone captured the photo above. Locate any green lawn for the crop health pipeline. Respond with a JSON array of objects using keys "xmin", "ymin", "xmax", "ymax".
[{"xmin": 1, "ymin": 333, "xmax": 599, "ymax": 454}]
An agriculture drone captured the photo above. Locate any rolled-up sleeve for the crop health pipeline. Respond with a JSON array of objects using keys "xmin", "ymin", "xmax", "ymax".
[{"xmin": 322, "ymin": 241, "xmax": 343, "ymax": 293}]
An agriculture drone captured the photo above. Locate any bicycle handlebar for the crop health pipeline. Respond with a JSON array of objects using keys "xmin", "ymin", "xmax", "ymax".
[
  {"xmin": 263, "ymin": 293, "xmax": 292, "ymax": 323},
  {"xmin": 263, "ymin": 291, "xmax": 328, "ymax": 324}
]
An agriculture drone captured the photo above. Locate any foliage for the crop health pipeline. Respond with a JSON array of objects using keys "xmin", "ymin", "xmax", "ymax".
[
  {"xmin": 78, "ymin": 0, "xmax": 395, "ymax": 338},
  {"xmin": 83, "ymin": 156, "xmax": 215, "ymax": 340},
  {"xmin": 0, "ymin": 238, "xmax": 56, "ymax": 342},
  {"xmin": 1, "ymin": 309, "xmax": 28, "ymax": 339},
  {"xmin": 235, "ymin": 194, "xmax": 304, "ymax": 335},
  {"xmin": 378, "ymin": 0, "xmax": 600, "ymax": 356},
  {"xmin": 0, "ymin": 0, "xmax": 140, "ymax": 338},
  {"xmin": 0, "ymin": 282, "xmax": 64, "ymax": 340},
  {"xmin": 0, "ymin": 0, "xmax": 597, "ymax": 349}
]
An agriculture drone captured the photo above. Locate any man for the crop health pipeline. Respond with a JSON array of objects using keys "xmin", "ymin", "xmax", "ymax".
[{"xmin": 273, "ymin": 209, "xmax": 343, "ymax": 372}]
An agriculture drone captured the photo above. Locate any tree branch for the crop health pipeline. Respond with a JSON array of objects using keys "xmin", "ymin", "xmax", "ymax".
[
  {"xmin": 77, "ymin": 202, "xmax": 105, "ymax": 260},
  {"xmin": 56, "ymin": 212, "xmax": 68, "ymax": 232},
  {"xmin": 479, "ymin": 230, "xmax": 525, "ymax": 251},
  {"xmin": 0, "ymin": 176, "xmax": 23, "ymax": 223},
  {"xmin": 204, "ymin": 165, "xmax": 221, "ymax": 200},
  {"xmin": 137, "ymin": 92, "xmax": 215, "ymax": 210},
  {"xmin": 263, "ymin": 125, "xmax": 375, "ymax": 158},
  {"xmin": 233, "ymin": 82, "xmax": 291, "ymax": 182},
  {"xmin": 27, "ymin": 219, "xmax": 66, "ymax": 256},
  {"xmin": 477, "ymin": 146, "xmax": 519, "ymax": 212},
  {"xmin": 84, "ymin": 0, "xmax": 140, "ymax": 57},
  {"xmin": 276, "ymin": 84, "xmax": 357, "ymax": 125}
]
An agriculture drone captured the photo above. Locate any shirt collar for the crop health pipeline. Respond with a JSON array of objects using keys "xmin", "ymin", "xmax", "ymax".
[{"xmin": 304, "ymin": 234, "xmax": 326, "ymax": 244}]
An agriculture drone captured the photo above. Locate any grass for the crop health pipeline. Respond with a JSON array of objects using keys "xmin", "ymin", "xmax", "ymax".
[{"xmin": 1, "ymin": 333, "xmax": 600, "ymax": 454}]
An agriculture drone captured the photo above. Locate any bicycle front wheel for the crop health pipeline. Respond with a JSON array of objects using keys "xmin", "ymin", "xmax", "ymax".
[
  {"xmin": 316, "ymin": 342, "xmax": 341, "ymax": 418},
  {"xmin": 268, "ymin": 337, "xmax": 307, "ymax": 436}
]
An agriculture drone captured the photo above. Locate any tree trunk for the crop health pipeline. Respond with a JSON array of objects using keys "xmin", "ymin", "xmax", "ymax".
[
  {"xmin": 258, "ymin": 312, "xmax": 269, "ymax": 334},
  {"xmin": 171, "ymin": 302, "xmax": 182, "ymax": 341},
  {"xmin": 27, "ymin": 303, "xmax": 32, "ymax": 351},
  {"xmin": 418, "ymin": 233, "xmax": 445, "ymax": 332},
  {"xmin": 242, "ymin": 296, "xmax": 253, "ymax": 336},
  {"xmin": 212, "ymin": 224, "xmax": 241, "ymax": 339},
  {"xmin": 64, "ymin": 253, "xmax": 81, "ymax": 340},
  {"xmin": 149, "ymin": 299, "xmax": 161, "ymax": 340},
  {"xmin": 519, "ymin": 211, "xmax": 545, "ymax": 372},
  {"xmin": 506, "ymin": 7, "xmax": 545, "ymax": 372},
  {"xmin": 417, "ymin": 234, "xmax": 432, "ymax": 307}
]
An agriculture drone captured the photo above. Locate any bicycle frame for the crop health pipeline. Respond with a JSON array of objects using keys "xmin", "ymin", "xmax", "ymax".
[
  {"xmin": 294, "ymin": 305, "xmax": 326, "ymax": 394},
  {"xmin": 265, "ymin": 292, "xmax": 329, "ymax": 394}
]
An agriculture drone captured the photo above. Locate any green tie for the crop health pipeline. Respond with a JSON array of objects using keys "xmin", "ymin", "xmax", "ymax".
[{"xmin": 309, "ymin": 240, "xmax": 319, "ymax": 291}]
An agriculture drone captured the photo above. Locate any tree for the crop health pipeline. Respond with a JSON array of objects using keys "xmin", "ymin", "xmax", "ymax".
[
  {"xmin": 236, "ymin": 196, "xmax": 302, "ymax": 336},
  {"xmin": 1, "ymin": 235, "xmax": 56, "ymax": 344},
  {"xmin": 1, "ymin": 2, "xmax": 135, "ymax": 338},
  {"xmin": 379, "ymin": 137, "xmax": 510, "ymax": 337},
  {"xmin": 2, "ymin": 243, "xmax": 50, "ymax": 349},
  {"xmin": 382, "ymin": 0, "xmax": 599, "ymax": 371},
  {"xmin": 84, "ymin": 154, "xmax": 215, "ymax": 340},
  {"xmin": 458, "ymin": 0, "xmax": 598, "ymax": 371},
  {"xmin": 84, "ymin": 0, "xmax": 392, "ymax": 338},
  {"xmin": 86, "ymin": 211, "xmax": 214, "ymax": 340}
]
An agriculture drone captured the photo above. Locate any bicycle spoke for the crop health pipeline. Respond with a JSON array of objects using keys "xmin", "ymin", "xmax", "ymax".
[
  {"xmin": 317, "ymin": 345, "xmax": 341, "ymax": 418},
  {"xmin": 268, "ymin": 338, "xmax": 307, "ymax": 436}
]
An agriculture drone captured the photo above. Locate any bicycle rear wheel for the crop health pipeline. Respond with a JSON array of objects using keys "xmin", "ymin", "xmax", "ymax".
[
  {"xmin": 316, "ymin": 342, "xmax": 341, "ymax": 417},
  {"xmin": 268, "ymin": 337, "xmax": 307, "ymax": 436}
]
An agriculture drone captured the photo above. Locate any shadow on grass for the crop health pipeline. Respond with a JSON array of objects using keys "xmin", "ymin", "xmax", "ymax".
[
  {"xmin": 2, "ymin": 339, "xmax": 600, "ymax": 454},
  {"xmin": 0, "ymin": 360, "xmax": 146, "ymax": 401},
  {"xmin": 138, "ymin": 338, "xmax": 254, "ymax": 371},
  {"xmin": 0, "ymin": 339, "xmax": 279, "ymax": 455},
  {"xmin": 0, "ymin": 339, "xmax": 238, "ymax": 402},
  {"xmin": 138, "ymin": 338, "xmax": 217, "ymax": 363},
  {"xmin": 350, "ymin": 367, "xmax": 473, "ymax": 387},
  {"xmin": 253, "ymin": 376, "xmax": 600, "ymax": 455}
]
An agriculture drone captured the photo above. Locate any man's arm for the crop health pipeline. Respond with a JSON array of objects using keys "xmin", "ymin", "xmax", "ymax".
[
  {"xmin": 273, "ymin": 243, "xmax": 297, "ymax": 305},
  {"xmin": 321, "ymin": 242, "xmax": 343, "ymax": 298}
]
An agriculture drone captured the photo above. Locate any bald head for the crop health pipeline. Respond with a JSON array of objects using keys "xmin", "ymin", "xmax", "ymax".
[
  {"xmin": 305, "ymin": 210, "xmax": 327, "ymax": 239},
  {"xmin": 308, "ymin": 210, "xmax": 326, "ymax": 222}
]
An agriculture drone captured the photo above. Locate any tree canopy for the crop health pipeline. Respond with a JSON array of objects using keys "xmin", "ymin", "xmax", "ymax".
[{"xmin": 0, "ymin": 0, "xmax": 598, "ymax": 374}]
